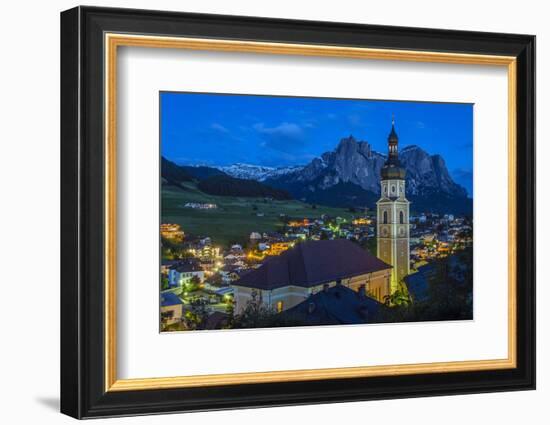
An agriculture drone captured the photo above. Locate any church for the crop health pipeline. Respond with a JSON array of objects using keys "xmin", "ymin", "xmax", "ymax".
[
  {"xmin": 231, "ymin": 117, "xmax": 411, "ymax": 314},
  {"xmin": 232, "ymin": 239, "xmax": 392, "ymax": 314},
  {"xmin": 376, "ymin": 116, "xmax": 411, "ymax": 295}
]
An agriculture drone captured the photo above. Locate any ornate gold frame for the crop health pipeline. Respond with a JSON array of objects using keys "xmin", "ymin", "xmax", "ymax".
[{"xmin": 104, "ymin": 33, "xmax": 517, "ymax": 392}]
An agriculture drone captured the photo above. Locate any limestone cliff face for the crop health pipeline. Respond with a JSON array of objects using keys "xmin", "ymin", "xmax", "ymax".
[
  {"xmin": 399, "ymin": 145, "xmax": 468, "ymax": 198},
  {"xmin": 265, "ymin": 136, "xmax": 471, "ymax": 213},
  {"xmin": 281, "ymin": 136, "xmax": 385, "ymax": 193},
  {"xmin": 270, "ymin": 136, "xmax": 466, "ymax": 197}
]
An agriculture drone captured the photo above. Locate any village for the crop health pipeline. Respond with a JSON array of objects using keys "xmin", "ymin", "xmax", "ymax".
[{"xmin": 160, "ymin": 211, "xmax": 473, "ymax": 331}]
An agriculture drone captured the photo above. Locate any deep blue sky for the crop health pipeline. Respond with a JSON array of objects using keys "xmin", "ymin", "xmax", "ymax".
[{"xmin": 161, "ymin": 92, "xmax": 473, "ymax": 195}]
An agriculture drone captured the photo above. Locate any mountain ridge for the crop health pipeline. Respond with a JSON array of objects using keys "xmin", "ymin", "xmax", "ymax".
[
  {"xmin": 266, "ymin": 136, "xmax": 471, "ymax": 214},
  {"xmin": 161, "ymin": 157, "xmax": 292, "ymax": 200},
  {"xmin": 215, "ymin": 163, "xmax": 303, "ymax": 181},
  {"xmin": 165, "ymin": 136, "xmax": 472, "ymax": 214}
]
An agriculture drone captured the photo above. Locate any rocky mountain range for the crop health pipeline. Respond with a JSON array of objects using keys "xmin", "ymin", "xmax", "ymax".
[{"xmin": 220, "ymin": 136, "xmax": 472, "ymax": 214}]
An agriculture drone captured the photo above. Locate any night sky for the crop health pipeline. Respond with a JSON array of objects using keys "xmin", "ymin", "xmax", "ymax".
[{"xmin": 161, "ymin": 92, "xmax": 473, "ymax": 195}]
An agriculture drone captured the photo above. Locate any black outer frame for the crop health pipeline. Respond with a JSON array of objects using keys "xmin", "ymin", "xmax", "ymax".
[{"xmin": 60, "ymin": 6, "xmax": 536, "ymax": 419}]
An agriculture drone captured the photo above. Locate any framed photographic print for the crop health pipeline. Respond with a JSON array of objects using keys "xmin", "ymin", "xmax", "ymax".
[{"xmin": 60, "ymin": 6, "xmax": 536, "ymax": 419}]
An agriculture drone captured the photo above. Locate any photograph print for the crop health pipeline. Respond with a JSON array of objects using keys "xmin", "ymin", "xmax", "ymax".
[{"xmin": 159, "ymin": 92, "xmax": 473, "ymax": 332}]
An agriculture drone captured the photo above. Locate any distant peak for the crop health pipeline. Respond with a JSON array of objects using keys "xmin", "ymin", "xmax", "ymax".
[
  {"xmin": 336, "ymin": 135, "xmax": 359, "ymax": 150},
  {"xmin": 342, "ymin": 135, "xmax": 357, "ymax": 142},
  {"xmin": 232, "ymin": 163, "xmax": 273, "ymax": 168},
  {"xmin": 217, "ymin": 163, "xmax": 304, "ymax": 181}
]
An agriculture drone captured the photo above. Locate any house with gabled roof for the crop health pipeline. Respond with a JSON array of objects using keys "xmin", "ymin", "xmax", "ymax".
[
  {"xmin": 281, "ymin": 284, "xmax": 385, "ymax": 325},
  {"xmin": 168, "ymin": 259, "xmax": 205, "ymax": 287},
  {"xmin": 232, "ymin": 239, "xmax": 392, "ymax": 314},
  {"xmin": 160, "ymin": 292, "xmax": 184, "ymax": 328}
]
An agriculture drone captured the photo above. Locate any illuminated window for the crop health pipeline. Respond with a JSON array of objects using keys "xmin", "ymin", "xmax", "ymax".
[{"xmin": 276, "ymin": 301, "xmax": 283, "ymax": 313}]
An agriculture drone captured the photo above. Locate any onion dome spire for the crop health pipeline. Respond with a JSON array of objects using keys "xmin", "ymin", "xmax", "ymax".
[{"xmin": 381, "ymin": 114, "xmax": 406, "ymax": 180}]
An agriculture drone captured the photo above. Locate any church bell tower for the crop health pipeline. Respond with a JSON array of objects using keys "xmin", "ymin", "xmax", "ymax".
[{"xmin": 377, "ymin": 116, "xmax": 410, "ymax": 294}]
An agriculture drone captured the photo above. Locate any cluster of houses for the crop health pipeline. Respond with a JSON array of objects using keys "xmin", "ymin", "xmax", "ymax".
[
  {"xmin": 412, "ymin": 213, "xmax": 456, "ymax": 224},
  {"xmin": 159, "ymin": 214, "xmax": 381, "ymax": 329},
  {"xmin": 284, "ymin": 215, "xmax": 374, "ymax": 242},
  {"xmin": 183, "ymin": 202, "xmax": 218, "ymax": 209},
  {"xmin": 160, "ymin": 223, "xmax": 184, "ymax": 242},
  {"xmin": 159, "ymin": 210, "xmax": 472, "ymax": 330},
  {"xmin": 244, "ymin": 214, "xmax": 376, "ymax": 262},
  {"xmin": 409, "ymin": 214, "xmax": 473, "ymax": 265}
]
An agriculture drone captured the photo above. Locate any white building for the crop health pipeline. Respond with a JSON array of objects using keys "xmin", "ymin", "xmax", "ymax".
[{"xmin": 168, "ymin": 262, "xmax": 205, "ymax": 287}]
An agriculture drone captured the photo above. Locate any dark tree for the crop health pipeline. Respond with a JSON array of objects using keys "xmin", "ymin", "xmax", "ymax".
[{"xmin": 183, "ymin": 297, "xmax": 210, "ymax": 330}]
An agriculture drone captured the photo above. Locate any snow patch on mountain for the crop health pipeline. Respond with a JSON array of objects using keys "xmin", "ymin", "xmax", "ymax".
[{"xmin": 217, "ymin": 163, "xmax": 304, "ymax": 181}]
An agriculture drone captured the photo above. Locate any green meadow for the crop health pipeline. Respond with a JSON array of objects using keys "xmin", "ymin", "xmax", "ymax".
[{"xmin": 161, "ymin": 183, "xmax": 355, "ymax": 248}]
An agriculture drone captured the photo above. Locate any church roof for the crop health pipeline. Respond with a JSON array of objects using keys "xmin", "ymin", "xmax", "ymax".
[
  {"xmin": 280, "ymin": 284, "xmax": 385, "ymax": 325},
  {"xmin": 233, "ymin": 239, "xmax": 391, "ymax": 290}
]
